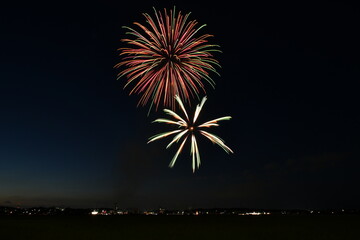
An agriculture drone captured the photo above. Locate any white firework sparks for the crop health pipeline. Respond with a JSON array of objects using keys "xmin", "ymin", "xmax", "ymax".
[{"xmin": 148, "ymin": 95, "xmax": 233, "ymax": 172}]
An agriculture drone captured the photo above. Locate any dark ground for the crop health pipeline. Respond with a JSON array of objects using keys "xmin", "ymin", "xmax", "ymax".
[{"xmin": 0, "ymin": 215, "xmax": 359, "ymax": 240}]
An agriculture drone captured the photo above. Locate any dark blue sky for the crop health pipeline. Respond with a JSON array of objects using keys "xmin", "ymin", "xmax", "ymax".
[{"xmin": 1, "ymin": 0, "xmax": 360, "ymax": 209}]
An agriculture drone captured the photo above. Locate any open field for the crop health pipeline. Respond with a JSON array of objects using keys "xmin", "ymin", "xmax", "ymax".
[{"xmin": 1, "ymin": 215, "xmax": 359, "ymax": 240}]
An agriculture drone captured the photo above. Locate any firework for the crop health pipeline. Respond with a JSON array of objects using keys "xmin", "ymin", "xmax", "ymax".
[
  {"xmin": 148, "ymin": 95, "xmax": 233, "ymax": 172},
  {"xmin": 115, "ymin": 7, "xmax": 221, "ymax": 111}
]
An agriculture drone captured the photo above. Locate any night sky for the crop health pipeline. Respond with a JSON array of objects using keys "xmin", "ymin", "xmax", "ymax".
[{"xmin": 1, "ymin": 0, "xmax": 360, "ymax": 210}]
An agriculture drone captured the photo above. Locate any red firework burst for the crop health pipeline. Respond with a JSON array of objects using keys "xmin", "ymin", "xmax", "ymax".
[{"xmin": 115, "ymin": 7, "xmax": 221, "ymax": 111}]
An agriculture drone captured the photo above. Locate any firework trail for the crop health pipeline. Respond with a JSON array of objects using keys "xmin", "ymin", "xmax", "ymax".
[
  {"xmin": 115, "ymin": 7, "xmax": 221, "ymax": 111},
  {"xmin": 148, "ymin": 95, "xmax": 233, "ymax": 172}
]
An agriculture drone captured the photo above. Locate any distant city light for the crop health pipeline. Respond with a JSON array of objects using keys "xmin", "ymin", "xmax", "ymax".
[
  {"xmin": 238, "ymin": 212, "xmax": 271, "ymax": 216},
  {"xmin": 0, "ymin": 207, "xmax": 357, "ymax": 217}
]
